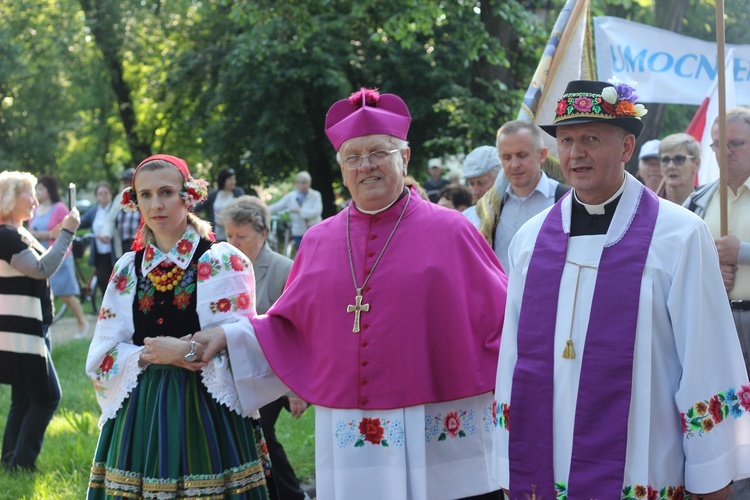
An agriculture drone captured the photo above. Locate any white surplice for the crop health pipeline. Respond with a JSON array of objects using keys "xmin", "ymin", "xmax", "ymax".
[
  {"xmin": 493, "ymin": 174, "xmax": 750, "ymax": 496},
  {"xmin": 227, "ymin": 326, "xmax": 498, "ymax": 500}
]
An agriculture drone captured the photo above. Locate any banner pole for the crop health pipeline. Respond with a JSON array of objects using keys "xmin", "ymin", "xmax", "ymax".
[{"xmin": 716, "ymin": 0, "xmax": 728, "ymax": 237}]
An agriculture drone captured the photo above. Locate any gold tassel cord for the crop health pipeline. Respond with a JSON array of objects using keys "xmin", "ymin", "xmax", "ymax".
[
  {"xmin": 562, "ymin": 339, "xmax": 576, "ymax": 359},
  {"xmin": 563, "ymin": 260, "xmax": 598, "ymax": 359}
]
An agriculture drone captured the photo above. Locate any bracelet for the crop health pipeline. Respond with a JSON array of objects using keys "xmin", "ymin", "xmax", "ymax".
[
  {"xmin": 184, "ymin": 339, "xmax": 199, "ymax": 362},
  {"xmin": 61, "ymin": 228, "xmax": 74, "ymax": 236}
]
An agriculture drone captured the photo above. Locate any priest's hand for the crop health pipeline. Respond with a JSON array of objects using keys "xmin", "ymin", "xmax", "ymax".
[
  {"xmin": 691, "ymin": 482, "xmax": 732, "ymax": 500},
  {"xmin": 715, "ymin": 235, "xmax": 740, "ymax": 266},
  {"xmin": 192, "ymin": 326, "xmax": 227, "ymax": 362},
  {"xmin": 142, "ymin": 336, "xmax": 206, "ymax": 371},
  {"xmin": 720, "ymin": 264, "xmax": 737, "ymax": 292}
]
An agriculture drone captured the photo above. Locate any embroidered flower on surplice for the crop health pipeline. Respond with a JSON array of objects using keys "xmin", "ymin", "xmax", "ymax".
[
  {"xmin": 358, "ymin": 417, "xmax": 385, "ymax": 446},
  {"xmin": 426, "ymin": 408, "xmax": 477, "ymax": 442},
  {"xmin": 682, "ymin": 386, "xmax": 748, "ymax": 438},
  {"xmin": 334, "ymin": 417, "xmax": 404, "ymax": 448}
]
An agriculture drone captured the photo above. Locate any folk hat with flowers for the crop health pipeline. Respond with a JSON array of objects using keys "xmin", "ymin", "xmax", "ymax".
[
  {"xmin": 120, "ymin": 154, "xmax": 209, "ymax": 213},
  {"xmin": 324, "ymin": 88, "xmax": 411, "ymax": 151},
  {"xmin": 540, "ymin": 78, "xmax": 648, "ymax": 138}
]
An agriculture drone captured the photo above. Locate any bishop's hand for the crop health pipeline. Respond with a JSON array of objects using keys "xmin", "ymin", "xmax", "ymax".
[{"xmin": 192, "ymin": 326, "xmax": 228, "ymax": 362}]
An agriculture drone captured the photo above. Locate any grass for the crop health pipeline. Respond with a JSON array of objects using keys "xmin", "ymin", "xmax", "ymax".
[{"xmin": 0, "ymin": 339, "xmax": 316, "ymax": 498}]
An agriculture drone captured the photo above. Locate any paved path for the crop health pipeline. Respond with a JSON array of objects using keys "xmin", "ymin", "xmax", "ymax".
[{"xmin": 49, "ymin": 315, "xmax": 95, "ymax": 350}]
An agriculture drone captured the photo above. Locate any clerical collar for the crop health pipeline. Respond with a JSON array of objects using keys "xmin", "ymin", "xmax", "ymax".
[
  {"xmin": 355, "ymin": 188, "xmax": 408, "ymax": 215},
  {"xmin": 573, "ymin": 178, "xmax": 626, "ymax": 214},
  {"xmin": 570, "ymin": 180, "xmax": 626, "ymax": 237}
]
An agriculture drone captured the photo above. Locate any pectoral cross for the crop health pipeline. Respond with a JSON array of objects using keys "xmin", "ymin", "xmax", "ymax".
[{"xmin": 347, "ymin": 288, "xmax": 370, "ymax": 333}]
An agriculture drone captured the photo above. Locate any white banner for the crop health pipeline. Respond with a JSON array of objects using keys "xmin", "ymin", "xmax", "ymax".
[{"xmin": 594, "ymin": 17, "xmax": 750, "ymax": 105}]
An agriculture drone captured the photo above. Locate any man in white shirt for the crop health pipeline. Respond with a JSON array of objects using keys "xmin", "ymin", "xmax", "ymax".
[
  {"xmin": 470, "ymin": 120, "xmax": 567, "ymax": 270},
  {"xmin": 268, "ymin": 171, "xmax": 323, "ymax": 249}
]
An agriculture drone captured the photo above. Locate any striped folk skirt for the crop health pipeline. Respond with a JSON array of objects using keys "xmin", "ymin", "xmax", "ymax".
[{"xmin": 88, "ymin": 364, "xmax": 270, "ymax": 499}]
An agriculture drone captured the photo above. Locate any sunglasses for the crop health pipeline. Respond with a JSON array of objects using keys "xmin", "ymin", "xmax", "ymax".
[{"xmin": 659, "ymin": 155, "xmax": 695, "ymax": 166}]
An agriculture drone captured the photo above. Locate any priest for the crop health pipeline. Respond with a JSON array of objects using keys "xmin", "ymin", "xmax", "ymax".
[
  {"xmin": 195, "ymin": 88, "xmax": 508, "ymax": 499},
  {"xmin": 492, "ymin": 79, "xmax": 750, "ymax": 500}
]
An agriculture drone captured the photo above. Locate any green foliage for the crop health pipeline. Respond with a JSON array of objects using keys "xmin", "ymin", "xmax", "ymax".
[
  {"xmin": 5, "ymin": 0, "xmax": 747, "ymax": 203},
  {"xmin": 0, "ymin": 0, "xmax": 541, "ymax": 210}
]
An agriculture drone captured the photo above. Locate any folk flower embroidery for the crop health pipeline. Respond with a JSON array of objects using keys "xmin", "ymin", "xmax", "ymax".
[
  {"xmin": 335, "ymin": 417, "xmax": 405, "ymax": 448},
  {"xmin": 426, "ymin": 408, "xmax": 477, "ymax": 442},
  {"xmin": 137, "ymin": 284, "xmax": 155, "ymax": 314},
  {"xmin": 110, "ymin": 268, "xmax": 134, "ymax": 296},
  {"xmin": 572, "ymin": 96, "xmax": 593, "ymax": 113},
  {"xmin": 142, "ymin": 229, "xmax": 199, "ymax": 272},
  {"xmin": 94, "ymin": 348, "xmax": 119, "ymax": 383},
  {"xmin": 359, "ymin": 417, "xmax": 386, "ymax": 446},
  {"xmin": 443, "ymin": 412, "xmax": 463, "ymax": 439},
  {"xmin": 176, "ymin": 238, "xmax": 193, "ymax": 256},
  {"xmin": 197, "ymin": 259, "xmax": 220, "ymax": 282},
  {"xmin": 552, "ymin": 483, "xmax": 685, "ymax": 500},
  {"xmin": 209, "ymin": 292, "xmax": 252, "ymax": 314},
  {"xmin": 681, "ymin": 385, "xmax": 749, "ymax": 437},
  {"xmin": 172, "ymin": 265, "xmax": 196, "ymax": 310},
  {"xmin": 229, "ymin": 253, "xmax": 247, "ymax": 272},
  {"xmin": 98, "ymin": 308, "xmax": 116, "ymax": 321},
  {"xmin": 144, "ymin": 246, "xmax": 155, "ymax": 263},
  {"xmin": 484, "ymin": 400, "xmax": 509, "ymax": 432},
  {"xmin": 554, "ymin": 77, "xmax": 647, "ymax": 124}
]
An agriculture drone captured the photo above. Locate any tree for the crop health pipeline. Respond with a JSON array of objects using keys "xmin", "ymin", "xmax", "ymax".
[{"xmin": 187, "ymin": 0, "xmax": 542, "ymax": 215}]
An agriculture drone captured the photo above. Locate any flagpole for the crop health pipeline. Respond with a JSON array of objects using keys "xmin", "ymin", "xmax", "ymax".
[{"xmin": 716, "ymin": 0, "xmax": 728, "ymax": 237}]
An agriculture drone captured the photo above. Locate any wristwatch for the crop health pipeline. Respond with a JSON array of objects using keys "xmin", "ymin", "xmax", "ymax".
[{"xmin": 184, "ymin": 340, "xmax": 199, "ymax": 362}]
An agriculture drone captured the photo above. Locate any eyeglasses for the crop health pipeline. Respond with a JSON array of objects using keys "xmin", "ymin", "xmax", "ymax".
[
  {"xmin": 341, "ymin": 149, "xmax": 401, "ymax": 170},
  {"xmin": 709, "ymin": 140, "xmax": 747, "ymax": 152},
  {"xmin": 659, "ymin": 154, "xmax": 695, "ymax": 166}
]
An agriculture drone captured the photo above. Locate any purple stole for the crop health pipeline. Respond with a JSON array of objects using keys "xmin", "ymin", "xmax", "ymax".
[{"xmin": 509, "ymin": 186, "xmax": 659, "ymax": 499}]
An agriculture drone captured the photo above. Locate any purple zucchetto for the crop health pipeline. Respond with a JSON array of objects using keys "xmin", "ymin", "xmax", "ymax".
[{"xmin": 324, "ymin": 88, "xmax": 411, "ymax": 151}]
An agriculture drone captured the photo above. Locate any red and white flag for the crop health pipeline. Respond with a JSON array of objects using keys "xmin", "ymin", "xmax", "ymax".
[{"xmin": 686, "ymin": 48, "xmax": 736, "ymax": 186}]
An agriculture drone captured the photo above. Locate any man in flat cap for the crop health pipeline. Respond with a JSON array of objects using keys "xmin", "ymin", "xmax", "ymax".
[
  {"xmin": 492, "ymin": 80, "xmax": 750, "ymax": 499},
  {"xmin": 197, "ymin": 88, "xmax": 508, "ymax": 499},
  {"xmin": 423, "ymin": 158, "xmax": 451, "ymax": 203},
  {"xmin": 463, "ymin": 145, "xmax": 502, "ymax": 204},
  {"xmin": 636, "ymin": 138, "xmax": 663, "ymax": 194}
]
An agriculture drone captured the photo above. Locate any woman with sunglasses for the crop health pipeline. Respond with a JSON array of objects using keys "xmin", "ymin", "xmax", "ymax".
[
  {"xmin": 658, "ymin": 133, "xmax": 701, "ymax": 206},
  {"xmin": 86, "ymin": 155, "xmax": 269, "ymax": 499}
]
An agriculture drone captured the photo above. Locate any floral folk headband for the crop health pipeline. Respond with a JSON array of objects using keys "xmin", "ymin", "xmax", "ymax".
[{"xmin": 120, "ymin": 154, "xmax": 209, "ymax": 213}]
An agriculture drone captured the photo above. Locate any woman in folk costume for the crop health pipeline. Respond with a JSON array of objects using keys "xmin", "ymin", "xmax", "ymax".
[{"xmin": 86, "ymin": 154, "xmax": 270, "ymax": 499}]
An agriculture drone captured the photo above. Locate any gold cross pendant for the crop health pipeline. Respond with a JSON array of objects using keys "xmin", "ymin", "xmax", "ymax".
[{"xmin": 346, "ymin": 288, "xmax": 370, "ymax": 333}]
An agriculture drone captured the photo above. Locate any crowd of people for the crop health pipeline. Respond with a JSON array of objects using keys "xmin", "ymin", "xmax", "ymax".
[{"xmin": 1, "ymin": 79, "xmax": 749, "ymax": 500}]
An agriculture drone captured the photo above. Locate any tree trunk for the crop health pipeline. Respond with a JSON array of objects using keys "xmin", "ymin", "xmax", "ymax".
[
  {"xmin": 472, "ymin": 0, "xmax": 517, "ymax": 100},
  {"xmin": 78, "ymin": 0, "xmax": 152, "ymax": 164}
]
